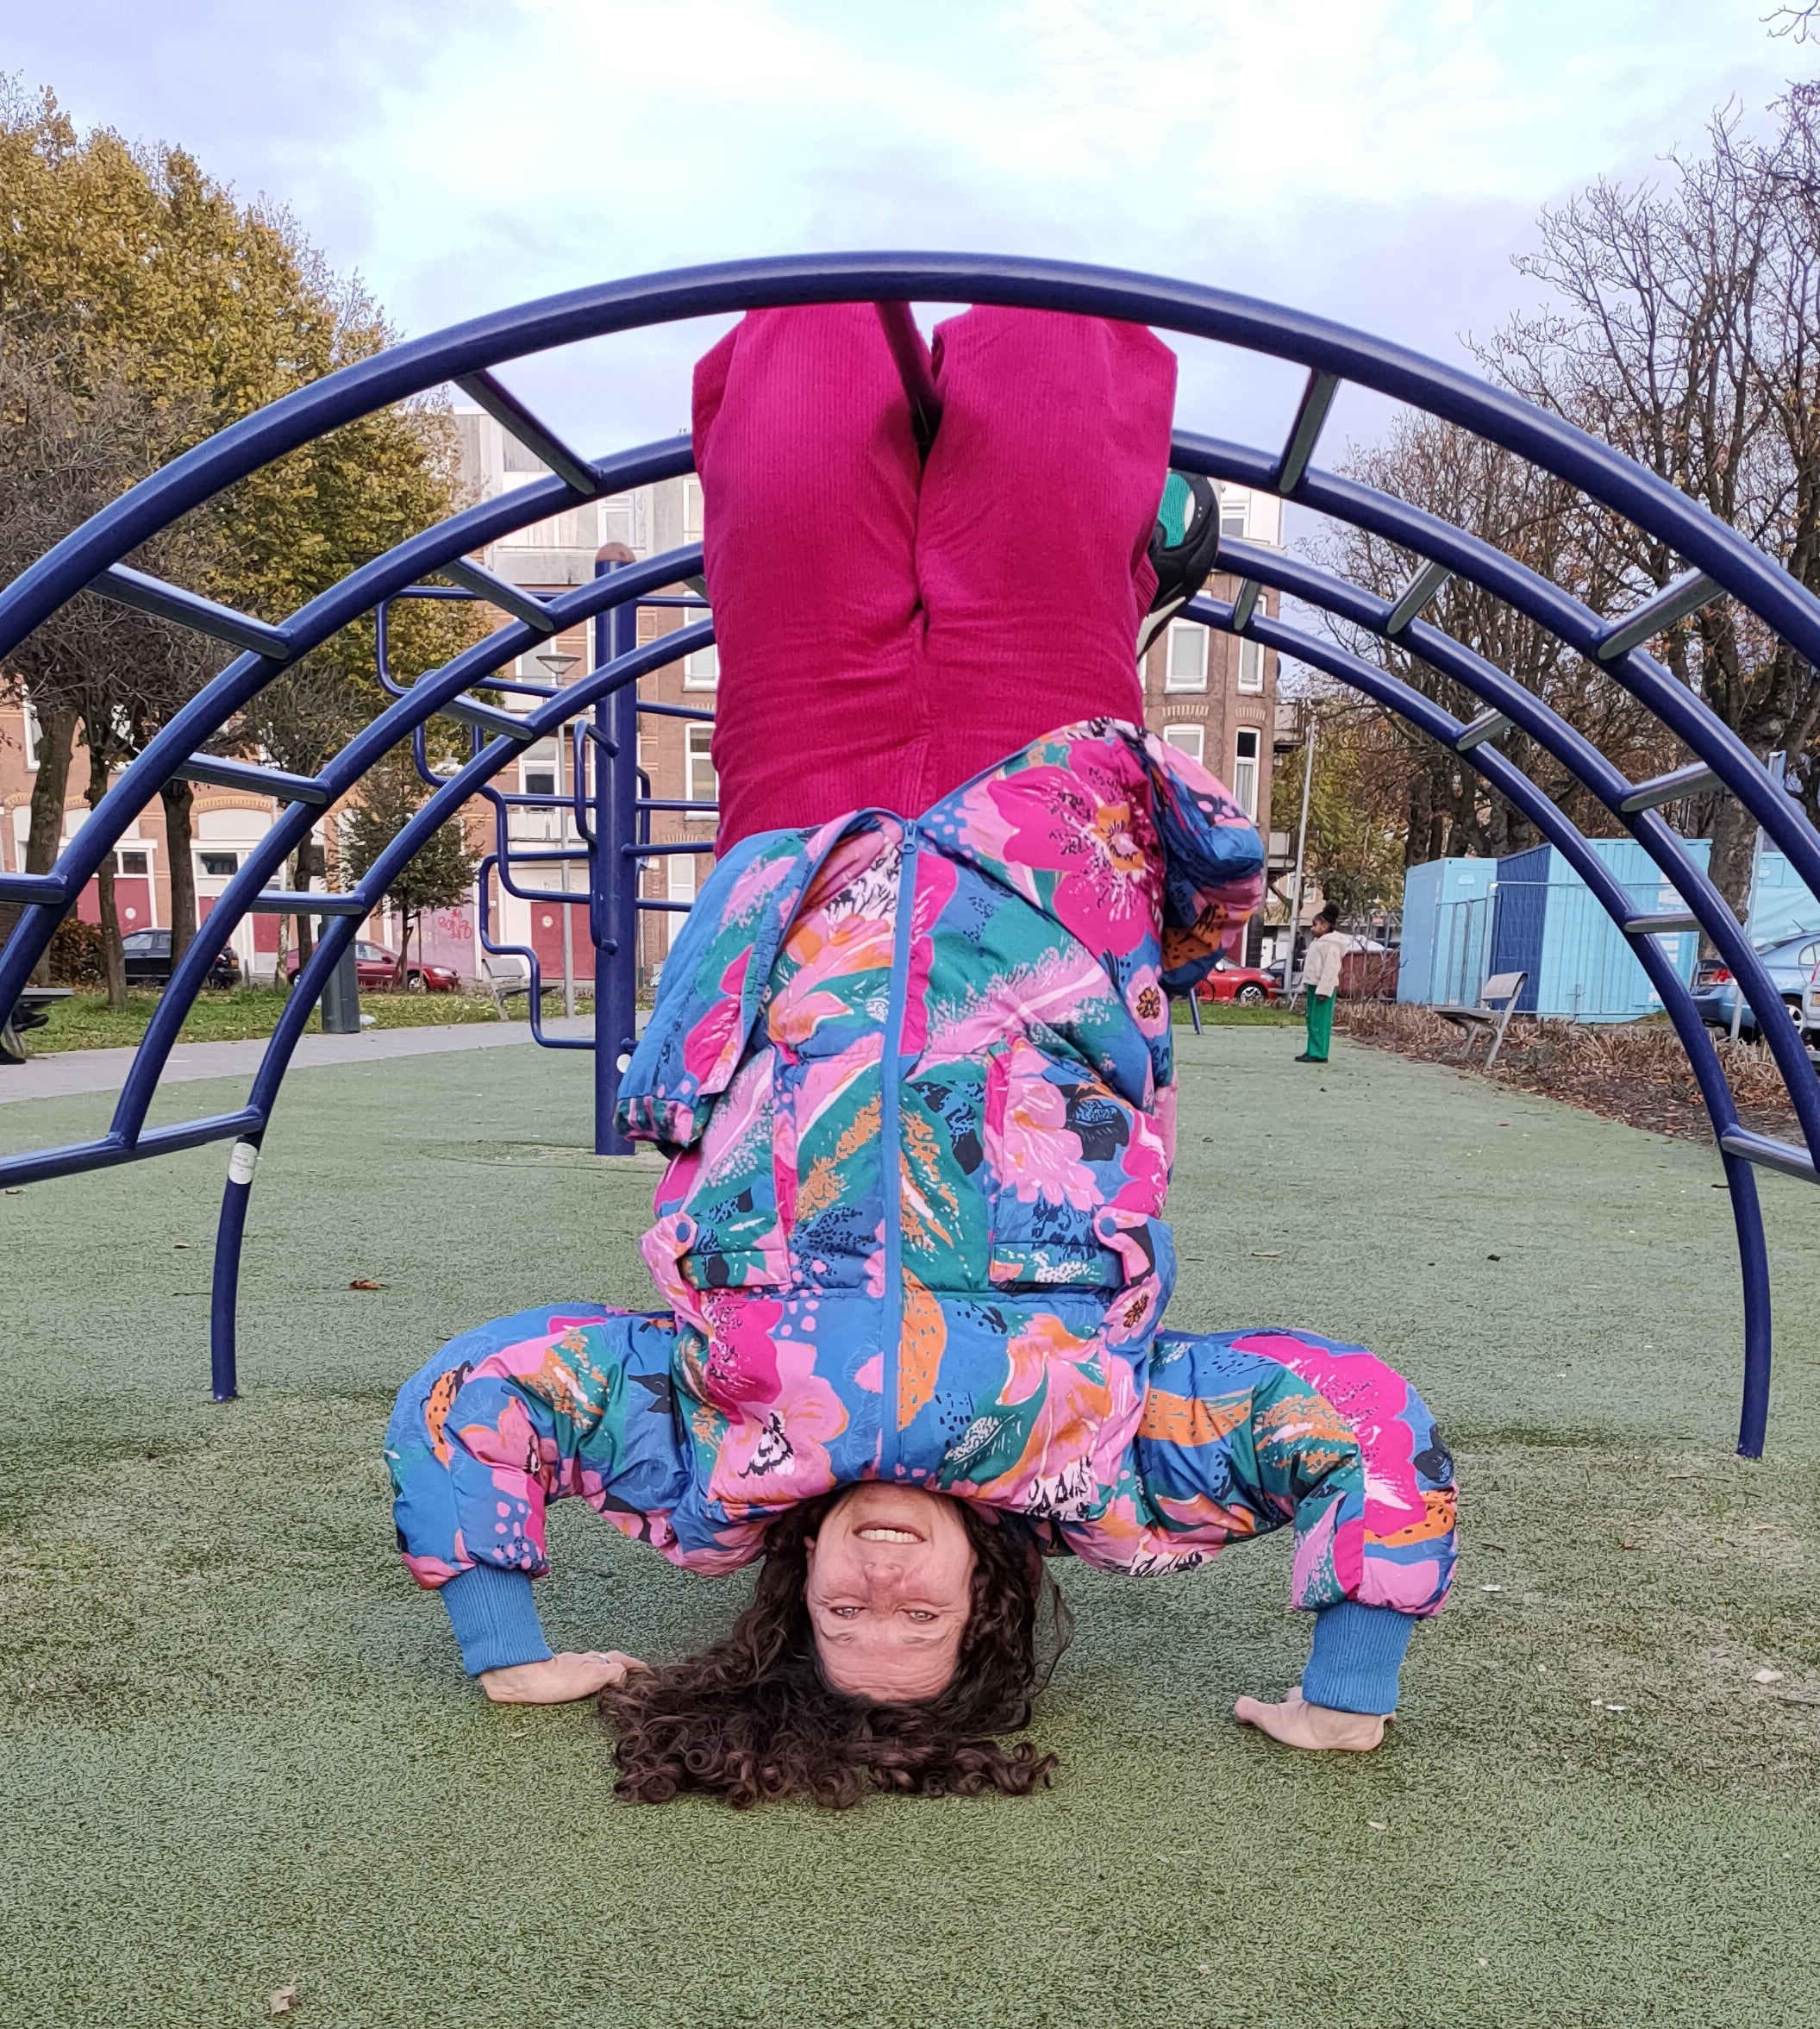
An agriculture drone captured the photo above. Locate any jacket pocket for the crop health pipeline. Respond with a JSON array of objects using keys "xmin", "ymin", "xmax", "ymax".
[
  {"xmin": 983, "ymin": 1039, "xmax": 1167, "ymax": 1289},
  {"xmin": 668, "ymin": 1047, "xmax": 790, "ymax": 1291}
]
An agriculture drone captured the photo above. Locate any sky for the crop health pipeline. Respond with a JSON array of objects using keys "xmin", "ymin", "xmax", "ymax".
[{"xmin": 6, "ymin": 0, "xmax": 1811, "ymax": 467}]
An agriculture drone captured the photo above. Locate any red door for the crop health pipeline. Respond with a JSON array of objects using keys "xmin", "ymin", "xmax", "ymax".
[
  {"xmin": 115, "ymin": 874, "xmax": 153, "ymax": 936},
  {"xmin": 528, "ymin": 892, "xmax": 593, "ymax": 986},
  {"xmin": 75, "ymin": 874, "xmax": 153, "ymax": 931}
]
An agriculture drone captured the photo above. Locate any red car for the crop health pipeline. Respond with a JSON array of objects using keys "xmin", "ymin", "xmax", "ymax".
[
  {"xmin": 283, "ymin": 938, "xmax": 461, "ymax": 993},
  {"xmin": 1195, "ymin": 958, "xmax": 1279, "ymax": 1007}
]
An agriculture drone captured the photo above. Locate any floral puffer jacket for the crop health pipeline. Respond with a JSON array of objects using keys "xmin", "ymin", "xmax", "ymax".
[{"xmin": 608, "ymin": 717, "xmax": 1268, "ymax": 1567}]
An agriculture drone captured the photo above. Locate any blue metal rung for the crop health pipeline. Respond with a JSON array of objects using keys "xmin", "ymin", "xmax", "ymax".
[
  {"xmin": 1619, "ymin": 761, "xmax": 1727, "ymax": 813},
  {"xmin": 441, "ymin": 693, "xmax": 541, "ymax": 742},
  {"xmin": 250, "ymin": 890, "xmax": 366, "ymax": 916},
  {"xmin": 1721, "ymin": 1129, "xmax": 1817, "ymax": 1181},
  {"xmin": 1385, "ymin": 560, "xmax": 1452, "ymax": 636},
  {"xmin": 0, "ymin": 871, "xmax": 70, "ymax": 905},
  {"xmin": 1274, "ymin": 370, "xmax": 1341, "ymax": 493},
  {"xmin": 93, "ymin": 564, "xmax": 291, "ymax": 660},
  {"xmin": 1454, "ymin": 708, "xmax": 1511, "ymax": 752},
  {"xmin": 453, "ymin": 370, "xmax": 601, "ymax": 498},
  {"xmin": 169, "ymin": 756, "xmax": 331, "ymax": 805},
  {"xmin": 637, "ymin": 702, "xmax": 715, "ymax": 723},
  {"xmin": 441, "ymin": 556, "xmax": 560, "ymax": 635},
  {"xmin": 1595, "ymin": 569, "xmax": 1721, "ymax": 662}
]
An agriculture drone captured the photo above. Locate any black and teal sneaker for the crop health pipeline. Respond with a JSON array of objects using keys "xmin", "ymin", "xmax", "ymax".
[{"xmin": 1137, "ymin": 470, "xmax": 1221, "ymax": 659}]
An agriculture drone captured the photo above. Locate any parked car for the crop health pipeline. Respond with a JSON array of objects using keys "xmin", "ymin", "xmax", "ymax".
[
  {"xmin": 1196, "ymin": 958, "xmax": 1279, "ymax": 1006},
  {"xmin": 1692, "ymin": 933, "xmax": 1820, "ymax": 1039},
  {"xmin": 120, "ymin": 929, "xmax": 241, "ymax": 990},
  {"xmin": 283, "ymin": 938, "xmax": 461, "ymax": 993}
]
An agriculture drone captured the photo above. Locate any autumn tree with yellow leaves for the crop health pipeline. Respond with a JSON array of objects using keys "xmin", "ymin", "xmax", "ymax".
[{"xmin": 0, "ymin": 82, "xmax": 480, "ymax": 1000}]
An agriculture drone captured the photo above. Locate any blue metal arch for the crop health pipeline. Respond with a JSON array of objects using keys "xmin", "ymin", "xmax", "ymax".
[{"xmin": 0, "ymin": 253, "xmax": 1813, "ymax": 1459}]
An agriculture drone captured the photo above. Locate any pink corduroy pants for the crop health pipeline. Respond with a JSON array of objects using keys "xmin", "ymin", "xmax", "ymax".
[{"xmin": 691, "ymin": 304, "xmax": 1178, "ymax": 849}]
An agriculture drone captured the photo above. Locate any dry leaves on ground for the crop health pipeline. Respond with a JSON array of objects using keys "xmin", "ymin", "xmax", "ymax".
[{"xmin": 1335, "ymin": 1001, "xmax": 1806, "ymax": 1143}]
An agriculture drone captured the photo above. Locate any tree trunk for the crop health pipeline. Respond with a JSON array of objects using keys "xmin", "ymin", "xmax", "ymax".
[
  {"xmin": 159, "ymin": 775, "xmax": 197, "ymax": 965},
  {"xmin": 84, "ymin": 735, "xmax": 128, "ymax": 1010},
  {"xmin": 291, "ymin": 834, "xmax": 321, "ymax": 968},
  {"xmin": 1705, "ymin": 791, "xmax": 1759, "ymax": 946},
  {"xmin": 1404, "ymin": 767, "xmax": 1434, "ymax": 871},
  {"xmin": 16, "ymin": 705, "xmax": 75, "ymax": 986}
]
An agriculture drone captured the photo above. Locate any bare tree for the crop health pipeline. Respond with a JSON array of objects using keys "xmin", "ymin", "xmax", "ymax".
[
  {"xmin": 1304, "ymin": 413, "xmax": 1680, "ymax": 865},
  {"xmin": 1479, "ymin": 91, "xmax": 1820, "ymax": 917},
  {"xmin": 1767, "ymin": 4, "xmax": 1820, "ymax": 41}
]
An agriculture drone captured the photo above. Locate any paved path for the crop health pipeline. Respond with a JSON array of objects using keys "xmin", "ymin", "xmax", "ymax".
[{"xmin": 0, "ymin": 1014, "xmax": 595, "ymax": 1104}]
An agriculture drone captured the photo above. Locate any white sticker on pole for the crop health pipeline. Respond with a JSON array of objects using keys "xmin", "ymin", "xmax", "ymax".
[{"xmin": 228, "ymin": 1140, "xmax": 260, "ymax": 1187}]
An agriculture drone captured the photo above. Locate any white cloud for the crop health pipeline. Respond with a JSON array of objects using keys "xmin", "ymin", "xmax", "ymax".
[{"xmin": 8, "ymin": 0, "xmax": 1800, "ymax": 449}]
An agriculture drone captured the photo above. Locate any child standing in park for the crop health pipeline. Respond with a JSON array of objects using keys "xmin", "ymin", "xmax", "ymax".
[
  {"xmin": 1297, "ymin": 900, "xmax": 1348, "ymax": 1064},
  {"xmin": 386, "ymin": 304, "xmax": 1458, "ymax": 1805}
]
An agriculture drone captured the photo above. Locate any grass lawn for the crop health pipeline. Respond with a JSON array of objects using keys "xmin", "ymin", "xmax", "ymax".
[
  {"xmin": 1173, "ymin": 999, "xmax": 1300, "ymax": 1025},
  {"xmin": 24, "ymin": 984, "xmax": 586, "ymax": 1054},
  {"xmin": 1, "ymin": 1030, "xmax": 1817, "ymax": 2027}
]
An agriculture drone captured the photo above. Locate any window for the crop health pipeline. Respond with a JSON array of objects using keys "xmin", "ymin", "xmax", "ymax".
[
  {"xmin": 122, "ymin": 930, "xmax": 159, "ymax": 953},
  {"xmin": 683, "ymin": 476, "xmax": 705, "ymax": 542},
  {"xmin": 1233, "ymin": 728, "xmax": 1260, "ymax": 820},
  {"xmin": 1165, "ymin": 622, "xmax": 1208, "ymax": 692},
  {"xmin": 598, "ymin": 494, "xmax": 635, "ymax": 549},
  {"xmin": 683, "ymin": 609, "xmax": 718, "ymax": 689},
  {"xmin": 117, "ymin": 849, "xmax": 149, "ymax": 876},
  {"xmin": 667, "ymin": 854, "xmax": 697, "ymax": 907},
  {"xmin": 685, "ymin": 725, "xmax": 718, "ymax": 811},
  {"xmin": 521, "ymin": 740, "xmax": 560, "ymax": 798},
  {"xmin": 197, "ymin": 851, "xmax": 239, "ymax": 879},
  {"xmin": 502, "ymin": 433, "xmax": 547, "ymax": 474},
  {"xmin": 1163, "ymin": 724, "xmax": 1204, "ymax": 763},
  {"xmin": 1221, "ymin": 501, "xmax": 1248, "ymax": 538},
  {"xmin": 1237, "ymin": 637, "xmax": 1266, "ymax": 693},
  {"xmin": 22, "ymin": 696, "xmax": 41, "ymax": 771}
]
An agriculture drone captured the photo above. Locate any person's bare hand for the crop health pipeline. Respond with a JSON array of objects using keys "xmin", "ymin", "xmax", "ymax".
[
  {"xmin": 480, "ymin": 1651, "xmax": 647, "ymax": 1705},
  {"xmin": 1233, "ymin": 1682, "xmax": 1387, "ymax": 1751}
]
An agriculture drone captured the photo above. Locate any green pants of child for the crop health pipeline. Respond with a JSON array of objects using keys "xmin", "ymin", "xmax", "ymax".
[{"xmin": 1304, "ymin": 989, "xmax": 1335, "ymax": 1061}]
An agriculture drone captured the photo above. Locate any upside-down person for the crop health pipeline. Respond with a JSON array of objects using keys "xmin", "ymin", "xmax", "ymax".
[{"xmin": 387, "ymin": 304, "xmax": 1457, "ymax": 1806}]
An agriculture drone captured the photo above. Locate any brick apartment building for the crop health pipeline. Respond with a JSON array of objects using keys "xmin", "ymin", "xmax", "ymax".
[{"xmin": 0, "ymin": 698, "xmax": 294, "ymax": 980}]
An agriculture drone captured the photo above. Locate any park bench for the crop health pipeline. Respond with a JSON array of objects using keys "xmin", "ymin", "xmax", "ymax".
[
  {"xmin": 0, "ymin": 986, "xmax": 72, "ymax": 1068},
  {"xmin": 1435, "ymin": 969, "xmax": 1527, "ymax": 1069},
  {"xmin": 479, "ymin": 955, "xmax": 538, "ymax": 1017}
]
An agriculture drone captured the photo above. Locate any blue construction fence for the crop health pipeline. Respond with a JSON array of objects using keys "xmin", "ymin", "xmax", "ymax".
[{"xmin": 1399, "ymin": 837, "xmax": 1819, "ymax": 1019}]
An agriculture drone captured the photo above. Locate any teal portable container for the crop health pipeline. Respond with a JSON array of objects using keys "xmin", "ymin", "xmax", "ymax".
[
  {"xmin": 1398, "ymin": 858, "xmax": 1498, "ymax": 1003},
  {"xmin": 1488, "ymin": 837, "xmax": 1712, "ymax": 1019}
]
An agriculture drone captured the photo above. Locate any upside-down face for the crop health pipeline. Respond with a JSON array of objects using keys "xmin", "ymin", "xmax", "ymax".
[{"xmin": 804, "ymin": 1484, "xmax": 976, "ymax": 1703}]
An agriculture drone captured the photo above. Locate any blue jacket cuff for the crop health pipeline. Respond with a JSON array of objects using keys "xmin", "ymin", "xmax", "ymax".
[
  {"xmin": 440, "ymin": 1563, "xmax": 554, "ymax": 1676},
  {"xmin": 1303, "ymin": 1601, "xmax": 1416, "ymax": 1716}
]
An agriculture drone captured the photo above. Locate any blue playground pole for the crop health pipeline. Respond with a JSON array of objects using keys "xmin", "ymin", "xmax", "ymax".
[{"xmin": 593, "ymin": 553, "xmax": 639, "ymax": 1155}]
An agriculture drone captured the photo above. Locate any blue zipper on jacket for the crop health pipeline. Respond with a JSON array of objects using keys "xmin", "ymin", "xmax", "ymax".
[{"xmin": 878, "ymin": 823, "xmax": 919, "ymax": 1481}]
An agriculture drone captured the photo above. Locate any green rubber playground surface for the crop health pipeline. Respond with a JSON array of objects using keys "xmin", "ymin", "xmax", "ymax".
[{"xmin": 2, "ymin": 1030, "xmax": 1817, "ymax": 2028}]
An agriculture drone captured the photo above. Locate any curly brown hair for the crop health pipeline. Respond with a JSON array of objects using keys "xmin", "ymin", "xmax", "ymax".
[{"xmin": 604, "ymin": 1494, "xmax": 1073, "ymax": 1808}]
